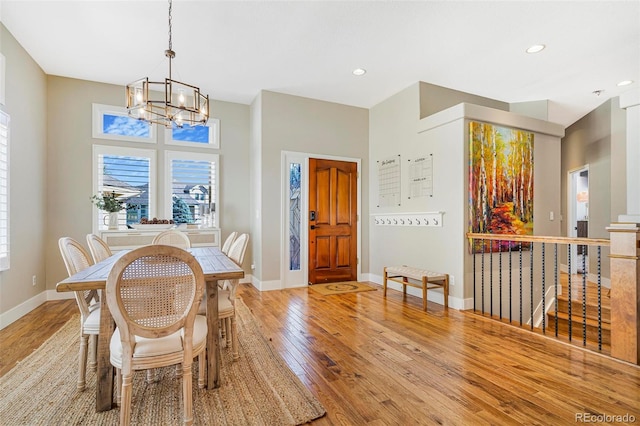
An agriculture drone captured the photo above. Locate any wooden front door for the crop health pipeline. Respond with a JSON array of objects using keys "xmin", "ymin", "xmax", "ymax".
[{"xmin": 308, "ymin": 158, "xmax": 358, "ymax": 284}]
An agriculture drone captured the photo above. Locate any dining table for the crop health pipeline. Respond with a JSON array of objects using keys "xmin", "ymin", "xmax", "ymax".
[{"xmin": 56, "ymin": 245, "xmax": 244, "ymax": 412}]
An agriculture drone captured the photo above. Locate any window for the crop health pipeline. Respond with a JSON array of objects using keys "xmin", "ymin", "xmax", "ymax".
[
  {"xmin": 93, "ymin": 145, "xmax": 156, "ymax": 231},
  {"xmin": 165, "ymin": 118, "xmax": 220, "ymax": 149},
  {"xmin": 289, "ymin": 163, "xmax": 301, "ymax": 270},
  {"xmin": 0, "ymin": 110, "xmax": 9, "ymax": 270},
  {"xmin": 165, "ymin": 151, "xmax": 218, "ymax": 226},
  {"xmin": 92, "ymin": 103, "xmax": 156, "ymax": 143}
]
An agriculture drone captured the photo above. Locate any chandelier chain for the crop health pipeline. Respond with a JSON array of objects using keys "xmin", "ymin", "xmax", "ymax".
[{"xmin": 167, "ymin": 0, "xmax": 172, "ymax": 51}]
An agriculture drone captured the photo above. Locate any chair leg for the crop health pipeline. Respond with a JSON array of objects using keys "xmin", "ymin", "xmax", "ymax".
[
  {"xmin": 147, "ymin": 368, "xmax": 159, "ymax": 383},
  {"xmin": 115, "ymin": 368, "xmax": 122, "ymax": 406},
  {"xmin": 231, "ymin": 316, "xmax": 239, "ymax": 360},
  {"xmin": 182, "ymin": 361, "xmax": 194, "ymax": 425},
  {"xmin": 120, "ymin": 372, "xmax": 133, "ymax": 426},
  {"xmin": 226, "ymin": 318, "xmax": 232, "ymax": 347},
  {"xmin": 88, "ymin": 334, "xmax": 98, "ymax": 372},
  {"xmin": 198, "ymin": 353, "xmax": 206, "ymax": 389},
  {"xmin": 78, "ymin": 334, "xmax": 89, "ymax": 391}
]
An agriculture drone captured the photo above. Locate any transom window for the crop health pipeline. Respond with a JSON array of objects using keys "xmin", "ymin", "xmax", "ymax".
[{"xmin": 92, "ymin": 104, "xmax": 220, "ymax": 232}]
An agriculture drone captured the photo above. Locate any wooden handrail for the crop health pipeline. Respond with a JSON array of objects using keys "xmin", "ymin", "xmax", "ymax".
[{"xmin": 466, "ymin": 233, "xmax": 610, "ymax": 247}]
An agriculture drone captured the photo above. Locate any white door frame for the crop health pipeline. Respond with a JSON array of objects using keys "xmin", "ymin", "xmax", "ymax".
[
  {"xmin": 568, "ymin": 165, "xmax": 589, "ymax": 274},
  {"xmin": 280, "ymin": 151, "xmax": 362, "ymax": 288}
]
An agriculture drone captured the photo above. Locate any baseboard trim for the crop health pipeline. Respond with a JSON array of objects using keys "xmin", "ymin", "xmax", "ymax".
[{"xmin": 0, "ymin": 292, "xmax": 47, "ymax": 330}]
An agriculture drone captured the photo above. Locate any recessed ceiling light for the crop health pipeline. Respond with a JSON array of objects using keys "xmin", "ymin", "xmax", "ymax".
[
  {"xmin": 352, "ymin": 68, "xmax": 366, "ymax": 76},
  {"xmin": 526, "ymin": 44, "xmax": 546, "ymax": 54},
  {"xmin": 617, "ymin": 80, "xmax": 633, "ymax": 87}
]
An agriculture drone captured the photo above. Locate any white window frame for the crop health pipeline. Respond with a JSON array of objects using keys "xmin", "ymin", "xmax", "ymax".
[
  {"xmin": 92, "ymin": 103, "xmax": 156, "ymax": 143},
  {"xmin": 164, "ymin": 151, "xmax": 219, "ymax": 227},
  {"xmin": 0, "ymin": 110, "xmax": 9, "ymax": 270},
  {"xmin": 164, "ymin": 117, "xmax": 220, "ymax": 149},
  {"xmin": 92, "ymin": 145, "xmax": 157, "ymax": 233}
]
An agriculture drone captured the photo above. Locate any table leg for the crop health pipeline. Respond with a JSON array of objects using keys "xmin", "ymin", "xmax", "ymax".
[
  {"xmin": 96, "ymin": 294, "xmax": 115, "ymax": 411},
  {"xmin": 206, "ymin": 279, "xmax": 220, "ymax": 388}
]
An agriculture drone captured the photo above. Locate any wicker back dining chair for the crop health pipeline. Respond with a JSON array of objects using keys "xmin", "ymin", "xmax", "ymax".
[
  {"xmin": 151, "ymin": 229, "xmax": 191, "ymax": 249},
  {"xmin": 220, "ymin": 231, "xmax": 238, "ymax": 255},
  {"xmin": 218, "ymin": 233, "xmax": 249, "ymax": 359},
  {"xmin": 58, "ymin": 237, "xmax": 100, "ymax": 391},
  {"xmin": 86, "ymin": 233, "xmax": 112, "ymax": 263},
  {"xmin": 106, "ymin": 244, "xmax": 207, "ymax": 426}
]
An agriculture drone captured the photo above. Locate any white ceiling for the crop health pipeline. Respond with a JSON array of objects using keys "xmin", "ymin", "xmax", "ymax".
[{"xmin": 1, "ymin": 1, "xmax": 639, "ymax": 128}]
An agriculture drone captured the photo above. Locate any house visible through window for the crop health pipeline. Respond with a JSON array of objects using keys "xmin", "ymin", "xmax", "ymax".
[
  {"xmin": 92, "ymin": 105, "xmax": 220, "ymax": 232},
  {"xmin": 93, "ymin": 145, "xmax": 155, "ymax": 230},
  {"xmin": 0, "ymin": 110, "xmax": 9, "ymax": 270},
  {"xmin": 166, "ymin": 151, "xmax": 218, "ymax": 226}
]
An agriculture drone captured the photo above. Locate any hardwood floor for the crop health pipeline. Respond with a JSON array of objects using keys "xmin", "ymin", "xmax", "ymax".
[{"xmin": 2, "ymin": 285, "xmax": 639, "ymax": 425}]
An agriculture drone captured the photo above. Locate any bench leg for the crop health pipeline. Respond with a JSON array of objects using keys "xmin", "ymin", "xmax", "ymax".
[
  {"xmin": 421, "ymin": 277, "xmax": 428, "ymax": 311},
  {"xmin": 383, "ymin": 268, "xmax": 388, "ymax": 297},
  {"xmin": 403, "ymin": 277, "xmax": 408, "ymax": 295},
  {"xmin": 444, "ymin": 275, "xmax": 449, "ymax": 310}
]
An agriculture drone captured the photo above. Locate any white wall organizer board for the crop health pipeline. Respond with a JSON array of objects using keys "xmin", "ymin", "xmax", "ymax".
[{"xmin": 373, "ymin": 212, "xmax": 444, "ymax": 227}]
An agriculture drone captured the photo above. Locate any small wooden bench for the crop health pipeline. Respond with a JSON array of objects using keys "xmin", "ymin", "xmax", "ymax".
[{"xmin": 383, "ymin": 265, "xmax": 449, "ymax": 311}]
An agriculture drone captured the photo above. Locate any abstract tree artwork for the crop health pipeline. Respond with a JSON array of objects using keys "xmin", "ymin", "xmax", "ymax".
[{"xmin": 469, "ymin": 121, "xmax": 534, "ymax": 253}]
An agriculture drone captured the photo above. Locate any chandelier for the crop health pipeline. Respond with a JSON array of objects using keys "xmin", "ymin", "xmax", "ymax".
[{"xmin": 125, "ymin": 0, "xmax": 209, "ymax": 128}]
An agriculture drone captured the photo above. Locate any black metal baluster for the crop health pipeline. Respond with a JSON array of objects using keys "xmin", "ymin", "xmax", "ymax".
[
  {"xmin": 509, "ymin": 243, "xmax": 513, "ymax": 324},
  {"xmin": 530, "ymin": 243, "xmax": 534, "ymax": 330},
  {"xmin": 555, "ymin": 244, "xmax": 559, "ymax": 337},
  {"xmin": 582, "ymin": 249, "xmax": 587, "ymax": 346},
  {"xmin": 519, "ymin": 242, "xmax": 523, "ymax": 327},
  {"xmin": 473, "ymin": 238, "xmax": 476, "ymax": 312},
  {"xmin": 481, "ymin": 240, "xmax": 485, "ymax": 315},
  {"xmin": 490, "ymin": 240, "xmax": 493, "ymax": 317},
  {"xmin": 542, "ymin": 243, "xmax": 546, "ymax": 334},
  {"xmin": 568, "ymin": 244, "xmax": 572, "ymax": 342},
  {"xmin": 499, "ymin": 240, "xmax": 503, "ymax": 320},
  {"xmin": 597, "ymin": 246, "xmax": 602, "ymax": 350}
]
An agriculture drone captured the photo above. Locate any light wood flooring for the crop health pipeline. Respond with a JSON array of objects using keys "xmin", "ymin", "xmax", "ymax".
[{"xmin": 1, "ymin": 284, "xmax": 639, "ymax": 425}]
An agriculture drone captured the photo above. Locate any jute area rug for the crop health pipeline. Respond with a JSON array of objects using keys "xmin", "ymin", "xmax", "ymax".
[
  {"xmin": 308, "ymin": 281, "xmax": 377, "ymax": 296},
  {"xmin": 0, "ymin": 298, "xmax": 325, "ymax": 425}
]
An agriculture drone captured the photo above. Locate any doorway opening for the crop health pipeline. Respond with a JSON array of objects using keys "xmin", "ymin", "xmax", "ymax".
[{"xmin": 568, "ymin": 166, "xmax": 589, "ymax": 275}]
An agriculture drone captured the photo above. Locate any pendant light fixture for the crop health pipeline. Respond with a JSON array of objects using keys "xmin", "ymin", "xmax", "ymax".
[{"xmin": 125, "ymin": 0, "xmax": 209, "ymax": 128}]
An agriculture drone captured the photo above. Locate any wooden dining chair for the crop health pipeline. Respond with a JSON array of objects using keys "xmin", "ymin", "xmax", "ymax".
[
  {"xmin": 151, "ymin": 229, "xmax": 191, "ymax": 249},
  {"xmin": 220, "ymin": 231, "xmax": 237, "ymax": 255},
  {"xmin": 106, "ymin": 245, "xmax": 207, "ymax": 426},
  {"xmin": 58, "ymin": 237, "xmax": 100, "ymax": 391},
  {"xmin": 86, "ymin": 233, "xmax": 112, "ymax": 263},
  {"xmin": 217, "ymin": 233, "xmax": 249, "ymax": 359}
]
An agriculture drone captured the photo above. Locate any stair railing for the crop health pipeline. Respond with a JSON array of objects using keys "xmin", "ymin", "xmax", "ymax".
[{"xmin": 466, "ymin": 233, "xmax": 610, "ymax": 352}]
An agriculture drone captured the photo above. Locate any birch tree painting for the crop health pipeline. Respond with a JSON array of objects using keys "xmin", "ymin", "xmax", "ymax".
[{"xmin": 469, "ymin": 121, "xmax": 534, "ymax": 253}]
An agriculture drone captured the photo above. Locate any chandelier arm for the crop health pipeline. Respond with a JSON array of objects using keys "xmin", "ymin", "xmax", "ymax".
[{"xmin": 125, "ymin": 0, "xmax": 210, "ymax": 128}]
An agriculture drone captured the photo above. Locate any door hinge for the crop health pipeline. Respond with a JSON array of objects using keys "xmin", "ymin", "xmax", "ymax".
[{"xmin": 356, "ymin": 214, "xmax": 359, "ymax": 221}]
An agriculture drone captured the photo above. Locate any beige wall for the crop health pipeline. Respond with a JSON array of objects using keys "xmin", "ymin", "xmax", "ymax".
[
  {"xmin": 419, "ymin": 81, "xmax": 508, "ymax": 119},
  {"xmin": 255, "ymin": 90, "xmax": 369, "ymax": 284},
  {"xmin": 44, "ymin": 77, "xmax": 252, "ymax": 292},
  {"xmin": 0, "ymin": 24, "xmax": 48, "ymax": 316},
  {"xmin": 561, "ymin": 98, "xmax": 626, "ymax": 278},
  {"xmin": 370, "ymin": 83, "xmax": 563, "ymax": 310}
]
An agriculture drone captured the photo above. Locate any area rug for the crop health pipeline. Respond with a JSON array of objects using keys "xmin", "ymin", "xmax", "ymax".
[
  {"xmin": 0, "ymin": 298, "xmax": 325, "ymax": 425},
  {"xmin": 308, "ymin": 281, "xmax": 377, "ymax": 295}
]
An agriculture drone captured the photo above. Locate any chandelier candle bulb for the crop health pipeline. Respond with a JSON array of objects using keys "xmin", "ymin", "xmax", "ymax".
[{"xmin": 125, "ymin": 0, "xmax": 210, "ymax": 128}]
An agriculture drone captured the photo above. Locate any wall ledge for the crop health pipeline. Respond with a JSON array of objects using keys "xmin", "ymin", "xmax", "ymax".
[{"xmin": 418, "ymin": 102, "xmax": 565, "ymax": 138}]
